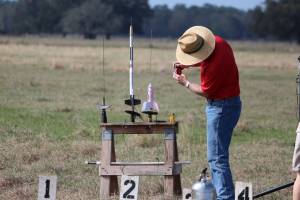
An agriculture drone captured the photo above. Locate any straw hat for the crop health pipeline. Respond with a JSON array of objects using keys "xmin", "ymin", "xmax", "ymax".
[{"xmin": 176, "ymin": 26, "xmax": 216, "ymax": 66}]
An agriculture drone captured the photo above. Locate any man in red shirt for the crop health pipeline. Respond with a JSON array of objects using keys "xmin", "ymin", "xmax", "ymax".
[{"xmin": 173, "ymin": 26, "xmax": 241, "ymax": 200}]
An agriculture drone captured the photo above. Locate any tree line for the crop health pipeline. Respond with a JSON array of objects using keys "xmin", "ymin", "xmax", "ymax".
[{"xmin": 0, "ymin": 0, "xmax": 299, "ymax": 43}]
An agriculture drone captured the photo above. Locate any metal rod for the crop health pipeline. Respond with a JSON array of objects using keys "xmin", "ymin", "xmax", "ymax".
[
  {"xmin": 102, "ymin": 36, "xmax": 105, "ymax": 97},
  {"xmin": 253, "ymin": 180, "xmax": 294, "ymax": 199},
  {"xmin": 85, "ymin": 160, "xmax": 101, "ymax": 165},
  {"xmin": 149, "ymin": 29, "xmax": 153, "ymax": 74},
  {"xmin": 101, "ymin": 37, "xmax": 108, "ymax": 123},
  {"xmin": 297, "ymin": 56, "xmax": 300, "ymax": 121}
]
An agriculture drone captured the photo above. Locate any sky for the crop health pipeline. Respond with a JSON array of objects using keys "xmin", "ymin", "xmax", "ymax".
[{"xmin": 149, "ymin": 0, "xmax": 264, "ymax": 10}]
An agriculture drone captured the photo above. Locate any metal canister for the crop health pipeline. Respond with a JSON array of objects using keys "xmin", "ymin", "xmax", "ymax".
[{"xmin": 192, "ymin": 168, "xmax": 216, "ymax": 200}]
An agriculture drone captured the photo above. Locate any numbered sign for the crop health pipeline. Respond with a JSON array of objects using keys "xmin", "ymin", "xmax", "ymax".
[
  {"xmin": 120, "ymin": 176, "xmax": 139, "ymax": 200},
  {"xmin": 235, "ymin": 181, "xmax": 253, "ymax": 200},
  {"xmin": 182, "ymin": 188, "xmax": 192, "ymax": 200},
  {"xmin": 38, "ymin": 176, "xmax": 57, "ymax": 200}
]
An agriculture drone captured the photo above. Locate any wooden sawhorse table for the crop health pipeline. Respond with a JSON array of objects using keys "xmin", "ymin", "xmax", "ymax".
[{"xmin": 99, "ymin": 122, "xmax": 188, "ymax": 199}]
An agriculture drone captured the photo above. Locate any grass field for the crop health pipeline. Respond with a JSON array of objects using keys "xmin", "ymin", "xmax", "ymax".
[{"xmin": 0, "ymin": 35, "xmax": 300, "ymax": 199}]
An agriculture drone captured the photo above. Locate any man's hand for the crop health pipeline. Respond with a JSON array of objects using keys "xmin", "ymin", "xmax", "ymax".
[
  {"xmin": 173, "ymin": 61, "xmax": 200, "ymax": 69},
  {"xmin": 173, "ymin": 72, "xmax": 188, "ymax": 87},
  {"xmin": 171, "ymin": 61, "xmax": 205, "ymax": 96}
]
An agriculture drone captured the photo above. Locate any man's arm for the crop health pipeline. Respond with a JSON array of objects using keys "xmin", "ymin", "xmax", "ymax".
[{"xmin": 173, "ymin": 72, "xmax": 207, "ymax": 97}]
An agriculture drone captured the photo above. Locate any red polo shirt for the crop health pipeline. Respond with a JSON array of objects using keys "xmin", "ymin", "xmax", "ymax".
[{"xmin": 199, "ymin": 36, "xmax": 240, "ymax": 99}]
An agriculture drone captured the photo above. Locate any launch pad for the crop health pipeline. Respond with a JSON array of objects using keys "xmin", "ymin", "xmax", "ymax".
[
  {"xmin": 87, "ymin": 23, "xmax": 190, "ymax": 199},
  {"xmin": 98, "ymin": 122, "xmax": 189, "ymax": 199}
]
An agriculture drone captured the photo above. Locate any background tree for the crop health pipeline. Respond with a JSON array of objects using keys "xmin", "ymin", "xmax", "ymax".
[
  {"xmin": 250, "ymin": 0, "xmax": 300, "ymax": 43},
  {"xmin": 168, "ymin": 4, "xmax": 190, "ymax": 37},
  {"xmin": 147, "ymin": 5, "xmax": 171, "ymax": 37},
  {"xmin": 10, "ymin": 0, "xmax": 84, "ymax": 34},
  {"xmin": 12, "ymin": 0, "xmax": 43, "ymax": 34},
  {"xmin": 2, "ymin": 0, "xmax": 286, "ymax": 41},
  {"xmin": 103, "ymin": 0, "xmax": 152, "ymax": 34},
  {"xmin": 148, "ymin": 4, "xmax": 250, "ymax": 39},
  {"xmin": 43, "ymin": 0, "xmax": 85, "ymax": 34},
  {"xmin": 0, "ymin": 1, "xmax": 15, "ymax": 34},
  {"xmin": 62, "ymin": 0, "xmax": 121, "ymax": 39}
]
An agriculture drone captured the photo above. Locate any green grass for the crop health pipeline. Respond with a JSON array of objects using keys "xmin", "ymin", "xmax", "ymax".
[{"xmin": 0, "ymin": 36, "xmax": 299, "ymax": 199}]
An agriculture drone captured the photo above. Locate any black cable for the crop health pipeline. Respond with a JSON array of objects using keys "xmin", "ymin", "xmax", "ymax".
[{"xmin": 253, "ymin": 180, "xmax": 294, "ymax": 199}]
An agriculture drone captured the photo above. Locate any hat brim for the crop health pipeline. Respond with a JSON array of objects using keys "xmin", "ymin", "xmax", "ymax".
[{"xmin": 176, "ymin": 26, "xmax": 215, "ymax": 66}]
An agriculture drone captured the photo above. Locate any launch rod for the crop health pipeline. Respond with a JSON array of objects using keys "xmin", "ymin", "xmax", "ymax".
[
  {"xmin": 98, "ymin": 36, "xmax": 109, "ymax": 123},
  {"xmin": 102, "ymin": 36, "xmax": 105, "ymax": 98},
  {"xmin": 129, "ymin": 24, "xmax": 135, "ymax": 122},
  {"xmin": 102, "ymin": 37, "xmax": 107, "ymax": 123},
  {"xmin": 149, "ymin": 29, "xmax": 153, "ymax": 74}
]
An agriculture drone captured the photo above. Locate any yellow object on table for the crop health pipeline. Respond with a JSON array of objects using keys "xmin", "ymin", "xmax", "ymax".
[{"xmin": 168, "ymin": 113, "xmax": 176, "ymax": 123}]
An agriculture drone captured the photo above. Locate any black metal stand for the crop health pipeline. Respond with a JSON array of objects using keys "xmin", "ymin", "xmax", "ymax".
[
  {"xmin": 125, "ymin": 95, "xmax": 141, "ymax": 122},
  {"xmin": 98, "ymin": 97, "xmax": 110, "ymax": 123}
]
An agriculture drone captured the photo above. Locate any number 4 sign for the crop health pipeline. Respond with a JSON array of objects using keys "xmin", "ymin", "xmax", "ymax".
[
  {"xmin": 235, "ymin": 181, "xmax": 253, "ymax": 200},
  {"xmin": 120, "ymin": 176, "xmax": 139, "ymax": 200}
]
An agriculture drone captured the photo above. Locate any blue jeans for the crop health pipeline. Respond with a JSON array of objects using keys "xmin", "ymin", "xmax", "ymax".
[{"xmin": 206, "ymin": 96, "xmax": 241, "ymax": 200}]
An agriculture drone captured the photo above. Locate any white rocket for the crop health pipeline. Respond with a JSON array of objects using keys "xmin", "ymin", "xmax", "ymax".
[
  {"xmin": 129, "ymin": 25, "xmax": 134, "ymax": 96},
  {"xmin": 125, "ymin": 24, "xmax": 141, "ymax": 122}
]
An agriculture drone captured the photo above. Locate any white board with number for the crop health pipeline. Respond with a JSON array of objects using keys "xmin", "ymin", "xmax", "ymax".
[
  {"xmin": 38, "ymin": 176, "xmax": 57, "ymax": 200},
  {"xmin": 120, "ymin": 175, "xmax": 139, "ymax": 200},
  {"xmin": 235, "ymin": 181, "xmax": 253, "ymax": 200},
  {"xmin": 182, "ymin": 188, "xmax": 192, "ymax": 200}
]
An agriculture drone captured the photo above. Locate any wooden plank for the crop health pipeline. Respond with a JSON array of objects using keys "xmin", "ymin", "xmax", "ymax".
[
  {"xmin": 164, "ymin": 176, "xmax": 175, "ymax": 199},
  {"xmin": 100, "ymin": 122, "xmax": 178, "ymax": 134},
  {"xmin": 110, "ymin": 161, "xmax": 191, "ymax": 165},
  {"xmin": 100, "ymin": 176, "xmax": 111, "ymax": 200},
  {"xmin": 100, "ymin": 163, "xmax": 182, "ymax": 176},
  {"xmin": 95, "ymin": 161, "xmax": 191, "ymax": 165}
]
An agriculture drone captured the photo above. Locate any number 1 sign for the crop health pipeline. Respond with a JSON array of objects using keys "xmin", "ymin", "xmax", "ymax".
[
  {"xmin": 38, "ymin": 176, "xmax": 57, "ymax": 200},
  {"xmin": 120, "ymin": 176, "xmax": 139, "ymax": 200}
]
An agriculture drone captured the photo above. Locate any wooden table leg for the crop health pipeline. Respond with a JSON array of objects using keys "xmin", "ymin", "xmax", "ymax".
[
  {"xmin": 100, "ymin": 129, "xmax": 118, "ymax": 199},
  {"xmin": 110, "ymin": 136, "xmax": 118, "ymax": 194},
  {"xmin": 164, "ymin": 128, "xmax": 182, "ymax": 199},
  {"xmin": 174, "ymin": 138, "xmax": 182, "ymax": 195}
]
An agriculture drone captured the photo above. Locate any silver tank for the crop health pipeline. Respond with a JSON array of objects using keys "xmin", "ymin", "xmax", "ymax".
[{"xmin": 192, "ymin": 168, "xmax": 216, "ymax": 200}]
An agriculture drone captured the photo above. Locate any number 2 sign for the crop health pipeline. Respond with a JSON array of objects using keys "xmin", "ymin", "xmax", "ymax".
[
  {"xmin": 182, "ymin": 188, "xmax": 192, "ymax": 200},
  {"xmin": 120, "ymin": 176, "xmax": 139, "ymax": 200}
]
